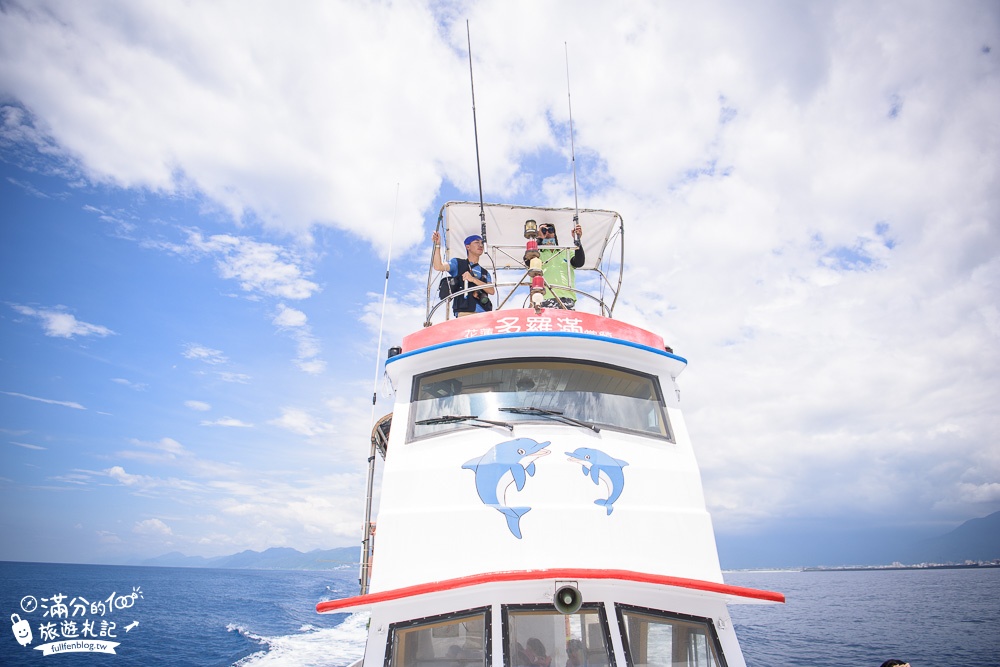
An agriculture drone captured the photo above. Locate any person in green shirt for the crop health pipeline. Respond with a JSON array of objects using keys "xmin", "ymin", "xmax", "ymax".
[{"xmin": 530, "ymin": 221, "xmax": 585, "ymax": 309}]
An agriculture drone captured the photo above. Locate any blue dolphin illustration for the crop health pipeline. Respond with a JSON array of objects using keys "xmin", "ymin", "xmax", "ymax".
[
  {"xmin": 463, "ymin": 438, "xmax": 551, "ymax": 538},
  {"xmin": 565, "ymin": 447, "xmax": 629, "ymax": 515}
]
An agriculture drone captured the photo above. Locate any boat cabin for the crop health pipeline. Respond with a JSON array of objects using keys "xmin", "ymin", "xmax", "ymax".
[{"xmin": 318, "ymin": 203, "xmax": 782, "ymax": 667}]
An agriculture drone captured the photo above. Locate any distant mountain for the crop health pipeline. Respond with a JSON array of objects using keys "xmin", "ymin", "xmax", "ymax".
[
  {"xmin": 717, "ymin": 511, "xmax": 1000, "ymax": 570},
  {"xmin": 139, "ymin": 546, "xmax": 361, "ymax": 571},
  {"xmin": 910, "ymin": 510, "xmax": 1000, "ymax": 564}
]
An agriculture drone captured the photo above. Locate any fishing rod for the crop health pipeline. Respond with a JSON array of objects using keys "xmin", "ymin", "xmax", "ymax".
[
  {"xmin": 565, "ymin": 42, "xmax": 581, "ymax": 243},
  {"xmin": 467, "ymin": 20, "xmax": 487, "ymax": 244},
  {"xmin": 360, "ymin": 183, "xmax": 399, "ymax": 595}
]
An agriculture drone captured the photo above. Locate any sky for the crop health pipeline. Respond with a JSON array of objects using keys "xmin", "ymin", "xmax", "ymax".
[{"xmin": 1, "ymin": 0, "xmax": 998, "ymax": 568}]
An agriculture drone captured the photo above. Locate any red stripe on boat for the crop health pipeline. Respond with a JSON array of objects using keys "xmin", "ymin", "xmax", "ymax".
[{"xmin": 316, "ymin": 568, "xmax": 784, "ymax": 614}]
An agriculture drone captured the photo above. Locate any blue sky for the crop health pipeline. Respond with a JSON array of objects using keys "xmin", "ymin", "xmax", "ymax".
[{"xmin": 2, "ymin": 1, "xmax": 998, "ymax": 567}]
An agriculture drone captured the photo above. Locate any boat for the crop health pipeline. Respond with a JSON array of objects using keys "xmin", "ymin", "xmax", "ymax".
[{"xmin": 317, "ymin": 201, "xmax": 784, "ymax": 667}]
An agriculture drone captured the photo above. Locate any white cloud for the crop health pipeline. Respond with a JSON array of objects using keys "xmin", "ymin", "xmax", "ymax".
[
  {"xmin": 269, "ymin": 408, "xmax": 324, "ymax": 437},
  {"xmin": 272, "ymin": 303, "xmax": 308, "ymax": 328},
  {"xmin": 200, "ymin": 417, "xmax": 253, "ymax": 428},
  {"xmin": 186, "ymin": 232, "xmax": 320, "ymax": 300},
  {"xmin": 9, "ymin": 303, "xmax": 115, "ymax": 338},
  {"xmin": 182, "ymin": 343, "xmax": 228, "ymax": 365},
  {"xmin": 133, "ymin": 518, "xmax": 172, "ymax": 536},
  {"xmin": 105, "ymin": 466, "xmax": 148, "ymax": 487},
  {"xmin": 1, "ymin": 391, "xmax": 85, "ymax": 410},
  {"xmin": 184, "ymin": 400, "xmax": 211, "ymax": 412},
  {"xmin": 112, "ymin": 378, "xmax": 147, "ymax": 391},
  {"xmin": 11, "ymin": 441, "xmax": 46, "ymax": 450},
  {"xmin": 272, "ymin": 303, "xmax": 326, "ymax": 374},
  {"xmin": 1, "ymin": 1, "xmax": 997, "ymax": 554},
  {"xmin": 216, "ymin": 371, "xmax": 251, "ymax": 384}
]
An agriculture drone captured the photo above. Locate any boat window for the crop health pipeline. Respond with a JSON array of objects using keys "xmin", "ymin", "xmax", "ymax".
[
  {"xmin": 502, "ymin": 605, "xmax": 614, "ymax": 667},
  {"xmin": 616, "ymin": 606, "xmax": 724, "ymax": 667},
  {"xmin": 410, "ymin": 359, "xmax": 670, "ymax": 441},
  {"xmin": 388, "ymin": 608, "xmax": 490, "ymax": 667}
]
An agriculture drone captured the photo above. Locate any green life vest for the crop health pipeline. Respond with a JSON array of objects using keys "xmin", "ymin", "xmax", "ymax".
[{"xmin": 539, "ymin": 247, "xmax": 576, "ymax": 300}]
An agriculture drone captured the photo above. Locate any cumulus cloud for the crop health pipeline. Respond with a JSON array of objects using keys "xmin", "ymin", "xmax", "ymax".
[
  {"xmin": 105, "ymin": 465, "xmax": 148, "ymax": 487},
  {"xmin": 133, "ymin": 518, "xmax": 172, "ymax": 536},
  {"xmin": 185, "ymin": 232, "xmax": 320, "ymax": 300},
  {"xmin": 9, "ymin": 303, "xmax": 115, "ymax": 338},
  {"xmin": 1, "ymin": 0, "xmax": 997, "ymax": 554},
  {"xmin": 184, "ymin": 400, "xmax": 211, "ymax": 411}
]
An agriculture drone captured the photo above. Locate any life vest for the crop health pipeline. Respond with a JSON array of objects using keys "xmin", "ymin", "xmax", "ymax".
[{"xmin": 449, "ymin": 258, "xmax": 493, "ymax": 314}]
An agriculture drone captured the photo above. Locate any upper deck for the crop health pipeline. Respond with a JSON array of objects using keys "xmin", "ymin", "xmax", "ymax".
[{"xmin": 426, "ymin": 201, "xmax": 624, "ymax": 323}]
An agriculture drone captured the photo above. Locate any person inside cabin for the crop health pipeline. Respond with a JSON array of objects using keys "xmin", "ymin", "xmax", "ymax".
[
  {"xmin": 524, "ymin": 221, "xmax": 585, "ymax": 309},
  {"xmin": 432, "ymin": 230, "xmax": 494, "ymax": 316},
  {"xmin": 565, "ymin": 639, "xmax": 586, "ymax": 667},
  {"xmin": 524, "ymin": 637, "xmax": 552, "ymax": 667}
]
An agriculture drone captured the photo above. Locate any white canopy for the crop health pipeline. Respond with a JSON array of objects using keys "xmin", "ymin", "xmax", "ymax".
[
  {"xmin": 437, "ymin": 201, "xmax": 623, "ymax": 271},
  {"xmin": 427, "ymin": 201, "xmax": 625, "ymax": 320}
]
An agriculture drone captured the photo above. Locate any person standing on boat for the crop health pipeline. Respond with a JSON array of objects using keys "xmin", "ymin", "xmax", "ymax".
[
  {"xmin": 527, "ymin": 221, "xmax": 585, "ymax": 309},
  {"xmin": 432, "ymin": 230, "xmax": 494, "ymax": 316}
]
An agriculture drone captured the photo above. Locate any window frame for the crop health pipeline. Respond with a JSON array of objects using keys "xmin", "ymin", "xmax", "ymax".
[
  {"xmin": 500, "ymin": 602, "xmax": 617, "ymax": 667},
  {"xmin": 384, "ymin": 606, "xmax": 493, "ymax": 667},
  {"xmin": 613, "ymin": 604, "xmax": 728, "ymax": 667},
  {"xmin": 408, "ymin": 357, "xmax": 672, "ymax": 443}
]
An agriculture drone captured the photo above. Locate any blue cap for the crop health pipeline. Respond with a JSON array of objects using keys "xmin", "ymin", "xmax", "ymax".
[{"xmin": 464, "ymin": 235, "xmax": 483, "ymax": 246}]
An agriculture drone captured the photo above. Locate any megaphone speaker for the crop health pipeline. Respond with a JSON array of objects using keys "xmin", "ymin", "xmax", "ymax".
[{"xmin": 553, "ymin": 585, "xmax": 583, "ymax": 614}]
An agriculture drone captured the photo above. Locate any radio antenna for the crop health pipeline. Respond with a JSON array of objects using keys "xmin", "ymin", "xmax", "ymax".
[
  {"xmin": 467, "ymin": 21, "xmax": 487, "ymax": 244},
  {"xmin": 360, "ymin": 183, "xmax": 398, "ymax": 595},
  {"xmin": 565, "ymin": 43, "xmax": 581, "ymax": 239}
]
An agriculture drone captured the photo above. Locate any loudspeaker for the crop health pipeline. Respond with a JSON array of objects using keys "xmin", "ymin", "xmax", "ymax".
[{"xmin": 553, "ymin": 585, "xmax": 583, "ymax": 614}]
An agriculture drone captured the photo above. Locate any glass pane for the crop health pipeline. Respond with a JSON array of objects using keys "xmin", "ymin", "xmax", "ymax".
[
  {"xmin": 390, "ymin": 611, "xmax": 487, "ymax": 667},
  {"xmin": 411, "ymin": 360, "xmax": 669, "ymax": 440},
  {"xmin": 619, "ymin": 609, "xmax": 721, "ymax": 667},
  {"xmin": 506, "ymin": 608, "xmax": 611, "ymax": 667}
]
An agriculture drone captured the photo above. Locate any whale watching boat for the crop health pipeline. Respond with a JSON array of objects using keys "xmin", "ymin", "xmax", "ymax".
[{"xmin": 317, "ymin": 201, "xmax": 784, "ymax": 667}]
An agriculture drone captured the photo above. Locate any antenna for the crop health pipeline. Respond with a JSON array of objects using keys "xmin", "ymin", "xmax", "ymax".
[
  {"xmin": 360, "ymin": 183, "xmax": 399, "ymax": 595},
  {"xmin": 467, "ymin": 21, "xmax": 487, "ymax": 244},
  {"xmin": 565, "ymin": 42, "xmax": 580, "ymax": 241}
]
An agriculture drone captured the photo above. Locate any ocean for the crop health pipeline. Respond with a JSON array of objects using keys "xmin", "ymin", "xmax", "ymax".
[{"xmin": 1, "ymin": 562, "xmax": 997, "ymax": 666}]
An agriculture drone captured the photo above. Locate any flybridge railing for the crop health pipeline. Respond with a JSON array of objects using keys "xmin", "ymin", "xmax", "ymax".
[{"xmin": 424, "ymin": 202, "xmax": 625, "ymax": 327}]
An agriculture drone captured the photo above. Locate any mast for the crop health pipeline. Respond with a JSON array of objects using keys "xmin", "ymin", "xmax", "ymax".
[{"xmin": 467, "ymin": 21, "xmax": 487, "ymax": 244}]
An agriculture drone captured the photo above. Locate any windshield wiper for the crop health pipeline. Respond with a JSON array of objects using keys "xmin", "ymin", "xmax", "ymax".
[
  {"xmin": 499, "ymin": 407, "xmax": 601, "ymax": 433},
  {"xmin": 414, "ymin": 415, "xmax": 514, "ymax": 432}
]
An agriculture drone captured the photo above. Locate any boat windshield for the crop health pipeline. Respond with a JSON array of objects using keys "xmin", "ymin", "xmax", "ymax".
[{"xmin": 410, "ymin": 359, "xmax": 670, "ymax": 441}]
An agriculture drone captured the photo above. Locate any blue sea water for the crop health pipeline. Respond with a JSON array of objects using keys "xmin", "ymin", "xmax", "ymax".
[
  {"xmin": 1, "ymin": 562, "xmax": 997, "ymax": 666},
  {"xmin": 726, "ymin": 568, "xmax": 1000, "ymax": 667}
]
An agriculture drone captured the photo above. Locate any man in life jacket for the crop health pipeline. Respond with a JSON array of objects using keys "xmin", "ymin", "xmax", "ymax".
[{"xmin": 432, "ymin": 230, "xmax": 495, "ymax": 316}]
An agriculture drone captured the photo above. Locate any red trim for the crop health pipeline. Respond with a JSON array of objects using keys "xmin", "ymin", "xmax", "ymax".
[
  {"xmin": 402, "ymin": 310, "xmax": 666, "ymax": 352},
  {"xmin": 316, "ymin": 568, "xmax": 784, "ymax": 614}
]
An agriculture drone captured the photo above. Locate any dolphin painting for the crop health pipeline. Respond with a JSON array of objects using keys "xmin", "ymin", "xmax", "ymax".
[
  {"xmin": 463, "ymin": 437, "xmax": 551, "ymax": 538},
  {"xmin": 565, "ymin": 447, "xmax": 629, "ymax": 515}
]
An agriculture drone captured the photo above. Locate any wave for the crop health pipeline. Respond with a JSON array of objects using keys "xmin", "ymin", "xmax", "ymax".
[{"xmin": 230, "ymin": 612, "xmax": 370, "ymax": 667}]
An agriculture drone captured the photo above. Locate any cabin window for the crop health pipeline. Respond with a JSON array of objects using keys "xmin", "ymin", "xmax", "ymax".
[
  {"xmin": 615, "ymin": 605, "xmax": 724, "ymax": 667},
  {"xmin": 502, "ymin": 604, "xmax": 614, "ymax": 667},
  {"xmin": 387, "ymin": 608, "xmax": 490, "ymax": 667},
  {"xmin": 410, "ymin": 359, "xmax": 670, "ymax": 441}
]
